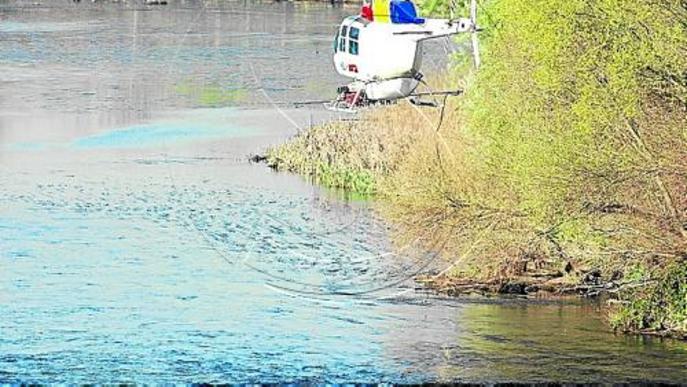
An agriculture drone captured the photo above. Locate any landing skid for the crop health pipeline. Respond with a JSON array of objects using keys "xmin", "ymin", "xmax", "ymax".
[
  {"xmin": 323, "ymin": 101, "xmax": 360, "ymax": 113},
  {"xmin": 295, "ymin": 88, "xmax": 463, "ymax": 113},
  {"xmin": 324, "ymin": 99, "xmax": 395, "ymax": 113}
]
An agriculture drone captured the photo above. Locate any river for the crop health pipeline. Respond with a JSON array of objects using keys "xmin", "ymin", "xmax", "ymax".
[{"xmin": 1, "ymin": 0, "xmax": 686, "ymax": 383}]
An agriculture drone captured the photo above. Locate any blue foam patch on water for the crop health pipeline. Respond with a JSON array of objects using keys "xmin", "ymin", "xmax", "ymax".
[{"xmin": 72, "ymin": 122, "xmax": 247, "ymax": 149}]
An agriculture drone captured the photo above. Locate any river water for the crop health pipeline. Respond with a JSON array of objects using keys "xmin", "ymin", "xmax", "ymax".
[{"xmin": 1, "ymin": 0, "xmax": 686, "ymax": 383}]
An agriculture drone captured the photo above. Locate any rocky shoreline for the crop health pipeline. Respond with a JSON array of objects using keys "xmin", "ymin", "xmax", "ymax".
[{"xmin": 418, "ymin": 273, "xmax": 687, "ymax": 340}]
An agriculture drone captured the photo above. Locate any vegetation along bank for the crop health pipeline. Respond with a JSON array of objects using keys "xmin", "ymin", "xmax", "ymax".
[{"xmin": 266, "ymin": 0, "xmax": 687, "ymax": 338}]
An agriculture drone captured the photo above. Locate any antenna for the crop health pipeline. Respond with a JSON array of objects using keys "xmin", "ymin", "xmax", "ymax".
[{"xmin": 470, "ymin": 0, "xmax": 481, "ymax": 68}]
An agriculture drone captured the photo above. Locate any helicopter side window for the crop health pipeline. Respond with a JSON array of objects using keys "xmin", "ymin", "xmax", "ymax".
[
  {"xmin": 333, "ymin": 31, "xmax": 339, "ymax": 52},
  {"xmin": 349, "ymin": 41, "xmax": 359, "ymax": 55},
  {"xmin": 348, "ymin": 27, "xmax": 359, "ymax": 55}
]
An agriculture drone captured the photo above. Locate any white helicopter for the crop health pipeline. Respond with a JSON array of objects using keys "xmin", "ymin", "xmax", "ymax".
[{"xmin": 326, "ymin": 0, "xmax": 481, "ymax": 111}]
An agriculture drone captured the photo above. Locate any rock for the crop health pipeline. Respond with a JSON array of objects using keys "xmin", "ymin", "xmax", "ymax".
[
  {"xmin": 498, "ymin": 282, "xmax": 527, "ymax": 295},
  {"xmin": 610, "ymin": 270, "xmax": 623, "ymax": 281},
  {"xmin": 525, "ymin": 284, "xmax": 540, "ymax": 293},
  {"xmin": 249, "ymin": 154, "xmax": 267, "ymax": 163},
  {"xmin": 583, "ymin": 269, "xmax": 602, "ymax": 285},
  {"xmin": 564, "ymin": 261, "xmax": 574, "ymax": 274}
]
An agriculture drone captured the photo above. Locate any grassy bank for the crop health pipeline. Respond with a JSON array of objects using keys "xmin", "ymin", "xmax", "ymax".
[
  {"xmin": 266, "ymin": 101, "xmax": 448, "ymax": 195},
  {"xmin": 267, "ymin": 0, "xmax": 687, "ymax": 337}
]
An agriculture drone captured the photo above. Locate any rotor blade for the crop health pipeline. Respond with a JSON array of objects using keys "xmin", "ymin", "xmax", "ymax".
[{"xmin": 471, "ymin": 31, "xmax": 481, "ymax": 68}]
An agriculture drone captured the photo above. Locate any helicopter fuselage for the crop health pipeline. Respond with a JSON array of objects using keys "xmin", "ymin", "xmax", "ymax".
[{"xmin": 332, "ymin": 15, "xmax": 472, "ymax": 101}]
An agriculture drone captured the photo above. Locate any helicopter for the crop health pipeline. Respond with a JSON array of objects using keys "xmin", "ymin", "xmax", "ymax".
[{"xmin": 325, "ymin": 0, "xmax": 481, "ymax": 112}]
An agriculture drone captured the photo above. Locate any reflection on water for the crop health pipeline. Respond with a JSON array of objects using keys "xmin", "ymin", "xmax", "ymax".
[
  {"xmin": 1, "ymin": 0, "xmax": 687, "ymax": 384},
  {"xmin": 439, "ymin": 303, "xmax": 687, "ymax": 382}
]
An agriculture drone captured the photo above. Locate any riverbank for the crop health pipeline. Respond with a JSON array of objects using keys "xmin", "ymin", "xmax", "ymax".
[
  {"xmin": 266, "ymin": 95, "xmax": 687, "ymax": 340},
  {"xmin": 266, "ymin": 0, "xmax": 687, "ymax": 338}
]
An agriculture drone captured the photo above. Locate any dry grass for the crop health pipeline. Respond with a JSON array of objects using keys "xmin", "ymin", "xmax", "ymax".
[{"xmin": 265, "ymin": 88, "xmax": 458, "ymax": 194}]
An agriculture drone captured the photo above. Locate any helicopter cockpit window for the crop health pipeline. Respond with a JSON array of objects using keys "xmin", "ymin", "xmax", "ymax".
[{"xmin": 348, "ymin": 26, "xmax": 360, "ymax": 55}]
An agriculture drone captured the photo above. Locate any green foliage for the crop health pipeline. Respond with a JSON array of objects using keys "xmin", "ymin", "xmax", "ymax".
[
  {"xmin": 612, "ymin": 263, "xmax": 687, "ymax": 335},
  {"xmin": 405, "ymin": 0, "xmax": 687, "ymax": 332},
  {"xmin": 268, "ymin": 149, "xmax": 376, "ymax": 195},
  {"xmin": 463, "ymin": 0, "xmax": 686, "ymax": 223},
  {"xmin": 417, "ymin": 0, "xmax": 465, "ymax": 17},
  {"xmin": 624, "ymin": 263, "xmax": 649, "ymax": 283},
  {"xmin": 396, "ymin": 0, "xmax": 687, "ymax": 328},
  {"xmin": 315, "ymin": 162, "xmax": 376, "ymax": 195},
  {"xmin": 265, "ymin": 121, "xmax": 378, "ymax": 195}
]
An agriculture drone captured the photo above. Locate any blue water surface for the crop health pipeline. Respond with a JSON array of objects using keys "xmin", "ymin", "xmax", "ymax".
[{"xmin": 2, "ymin": 0, "xmax": 687, "ymax": 384}]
